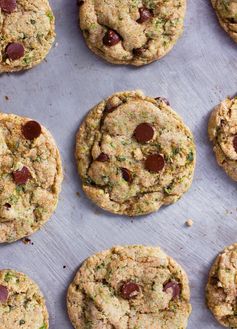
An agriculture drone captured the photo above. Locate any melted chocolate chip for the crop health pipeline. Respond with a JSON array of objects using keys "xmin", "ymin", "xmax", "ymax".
[
  {"xmin": 0, "ymin": 0, "xmax": 16, "ymax": 13},
  {"xmin": 145, "ymin": 154, "xmax": 165, "ymax": 172},
  {"xmin": 0, "ymin": 285, "xmax": 8, "ymax": 303},
  {"xmin": 120, "ymin": 282, "xmax": 140, "ymax": 299},
  {"xmin": 103, "ymin": 29, "xmax": 121, "ymax": 47},
  {"xmin": 134, "ymin": 123, "xmax": 154, "ymax": 143},
  {"xmin": 233, "ymin": 136, "xmax": 237, "ymax": 153},
  {"xmin": 155, "ymin": 97, "xmax": 170, "ymax": 106},
  {"xmin": 96, "ymin": 153, "xmax": 109, "ymax": 162},
  {"xmin": 12, "ymin": 166, "xmax": 31, "ymax": 185},
  {"xmin": 137, "ymin": 7, "xmax": 153, "ymax": 24},
  {"xmin": 133, "ymin": 47, "xmax": 146, "ymax": 56},
  {"xmin": 121, "ymin": 168, "xmax": 133, "ymax": 183},
  {"xmin": 22, "ymin": 121, "xmax": 41, "ymax": 140},
  {"xmin": 6, "ymin": 43, "xmax": 24, "ymax": 60},
  {"xmin": 163, "ymin": 281, "xmax": 181, "ymax": 298}
]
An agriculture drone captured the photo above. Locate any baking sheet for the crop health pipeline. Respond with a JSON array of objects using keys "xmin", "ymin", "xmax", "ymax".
[{"xmin": 0, "ymin": 0, "xmax": 237, "ymax": 328}]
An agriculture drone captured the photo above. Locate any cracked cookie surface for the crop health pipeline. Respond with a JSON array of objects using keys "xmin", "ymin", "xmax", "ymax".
[
  {"xmin": 211, "ymin": 0, "xmax": 237, "ymax": 42},
  {"xmin": 0, "ymin": 113, "xmax": 63, "ymax": 243},
  {"xmin": 75, "ymin": 90, "xmax": 196, "ymax": 216},
  {"xmin": 79, "ymin": 0, "xmax": 186, "ymax": 66},
  {"xmin": 206, "ymin": 243, "xmax": 237, "ymax": 328},
  {"xmin": 0, "ymin": 269, "xmax": 48, "ymax": 329},
  {"xmin": 67, "ymin": 245, "xmax": 191, "ymax": 329},
  {"xmin": 0, "ymin": 0, "xmax": 55, "ymax": 73},
  {"xmin": 208, "ymin": 97, "xmax": 237, "ymax": 181}
]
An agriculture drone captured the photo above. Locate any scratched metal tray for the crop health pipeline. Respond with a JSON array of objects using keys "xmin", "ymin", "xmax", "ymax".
[{"xmin": 0, "ymin": 0, "xmax": 237, "ymax": 328}]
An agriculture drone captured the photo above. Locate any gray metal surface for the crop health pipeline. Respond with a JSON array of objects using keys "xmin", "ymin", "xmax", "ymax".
[{"xmin": 0, "ymin": 0, "xmax": 237, "ymax": 328}]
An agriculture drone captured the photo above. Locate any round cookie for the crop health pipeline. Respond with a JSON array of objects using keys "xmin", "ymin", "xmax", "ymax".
[
  {"xmin": 206, "ymin": 243, "xmax": 237, "ymax": 327},
  {"xmin": 211, "ymin": 0, "xmax": 237, "ymax": 43},
  {"xmin": 0, "ymin": 113, "xmax": 63, "ymax": 243},
  {"xmin": 78, "ymin": 0, "xmax": 186, "ymax": 66},
  {"xmin": 75, "ymin": 90, "xmax": 196, "ymax": 216},
  {"xmin": 0, "ymin": 0, "xmax": 55, "ymax": 73},
  {"xmin": 0, "ymin": 269, "xmax": 48, "ymax": 329},
  {"xmin": 67, "ymin": 245, "xmax": 192, "ymax": 329},
  {"xmin": 208, "ymin": 97, "xmax": 237, "ymax": 181}
]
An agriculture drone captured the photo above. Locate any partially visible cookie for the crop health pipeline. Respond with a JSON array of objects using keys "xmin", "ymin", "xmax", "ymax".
[
  {"xmin": 67, "ymin": 245, "xmax": 192, "ymax": 329},
  {"xmin": 75, "ymin": 90, "xmax": 196, "ymax": 216},
  {"xmin": 208, "ymin": 97, "xmax": 237, "ymax": 181},
  {"xmin": 0, "ymin": 0, "xmax": 55, "ymax": 73},
  {"xmin": 211, "ymin": 0, "xmax": 237, "ymax": 43},
  {"xmin": 79, "ymin": 0, "xmax": 186, "ymax": 66},
  {"xmin": 206, "ymin": 243, "xmax": 237, "ymax": 328},
  {"xmin": 0, "ymin": 269, "xmax": 48, "ymax": 329},
  {"xmin": 0, "ymin": 113, "xmax": 63, "ymax": 243}
]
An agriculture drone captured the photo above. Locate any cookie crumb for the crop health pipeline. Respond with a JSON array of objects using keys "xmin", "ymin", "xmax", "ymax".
[
  {"xmin": 63, "ymin": 265, "xmax": 66, "ymax": 269},
  {"xmin": 4, "ymin": 96, "xmax": 9, "ymax": 101},
  {"xmin": 185, "ymin": 219, "xmax": 193, "ymax": 227},
  {"xmin": 76, "ymin": 192, "xmax": 80, "ymax": 197},
  {"xmin": 22, "ymin": 237, "xmax": 33, "ymax": 245}
]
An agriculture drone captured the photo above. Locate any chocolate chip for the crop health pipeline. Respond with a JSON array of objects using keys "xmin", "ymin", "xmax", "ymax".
[
  {"xmin": 77, "ymin": 0, "xmax": 84, "ymax": 6},
  {"xmin": 163, "ymin": 281, "xmax": 181, "ymax": 298},
  {"xmin": 4, "ymin": 203, "xmax": 11, "ymax": 209},
  {"xmin": 96, "ymin": 153, "xmax": 109, "ymax": 162},
  {"xmin": 12, "ymin": 166, "xmax": 31, "ymax": 185},
  {"xmin": 120, "ymin": 282, "xmax": 140, "ymax": 299},
  {"xmin": 133, "ymin": 47, "xmax": 146, "ymax": 56},
  {"xmin": 155, "ymin": 97, "xmax": 170, "ymax": 106},
  {"xmin": 121, "ymin": 168, "xmax": 133, "ymax": 183},
  {"xmin": 137, "ymin": 7, "xmax": 153, "ymax": 24},
  {"xmin": 145, "ymin": 154, "xmax": 165, "ymax": 172},
  {"xmin": 0, "ymin": 0, "xmax": 16, "ymax": 13},
  {"xmin": 103, "ymin": 29, "xmax": 121, "ymax": 47},
  {"xmin": 6, "ymin": 43, "xmax": 24, "ymax": 60},
  {"xmin": 0, "ymin": 285, "xmax": 8, "ymax": 303},
  {"xmin": 22, "ymin": 121, "xmax": 41, "ymax": 140},
  {"xmin": 134, "ymin": 123, "xmax": 154, "ymax": 143},
  {"xmin": 233, "ymin": 136, "xmax": 237, "ymax": 153}
]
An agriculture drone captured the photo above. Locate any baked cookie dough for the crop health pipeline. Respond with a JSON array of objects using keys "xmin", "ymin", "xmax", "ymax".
[
  {"xmin": 0, "ymin": 269, "xmax": 48, "ymax": 329},
  {"xmin": 78, "ymin": 0, "xmax": 186, "ymax": 66},
  {"xmin": 211, "ymin": 0, "xmax": 237, "ymax": 43},
  {"xmin": 0, "ymin": 0, "xmax": 55, "ymax": 73},
  {"xmin": 208, "ymin": 97, "xmax": 237, "ymax": 181},
  {"xmin": 206, "ymin": 243, "xmax": 237, "ymax": 328},
  {"xmin": 0, "ymin": 113, "xmax": 63, "ymax": 243},
  {"xmin": 67, "ymin": 245, "xmax": 192, "ymax": 329},
  {"xmin": 75, "ymin": 90, "xmax": 196, "ymax": 216}
]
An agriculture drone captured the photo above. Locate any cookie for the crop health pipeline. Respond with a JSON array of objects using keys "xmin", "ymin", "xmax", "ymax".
[
  {"xmin": 0, "ymin": 0, "xmax": 55, "ymax": 73},
  {"xmin": 206, "ymin": 243, "xmax": 237, "ymax": 327},
  {"xmin": 208, "ymin": 97, "xmax": 237, "ymax": 181},
  {"xmin": 211, "ymin": 0, "xmax": 237, "ymax": 43},
  {"xmin": 67, "ymin": 245, "xmax": 192, "ymax": 329},
  {"xmin": 0, "ymin": 113, "xmax": 63, "ymax": 243},
  {"xmin": 0, "ymin": 269, "xmax": 48, "ymax": 329},
  {"xmin": 75, "ymin": 90, "xmax": 196, "ymax": 216},
  {"xmin": 79, "ymin": 0, "xmax": 186, "ymax": 66}
]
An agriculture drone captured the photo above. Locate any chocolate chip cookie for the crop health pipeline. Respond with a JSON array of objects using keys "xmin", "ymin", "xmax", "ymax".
[
  {"xmin": 208, "ymin": 97, "xmax": 237, "ymax": 181},
  {"xmin": 206, "ymin": 243, "xmax": 237, "ymax": 328},
  {"xmin": 0, "ymin": 113, "xmax": 63, "ymax": 243},
  {"xmin": 211, "ymin": 0, "xmax": 237, "ymax": 43},
  {"xmin": 0, "ymin": 0, "xmax": 55, "ymax": 73},
  {"xmin": 0, "ymin": 269, "xmax": 48, "ymax": 329},
  {"xmin": 67, "ymin": 245, "xmax": 192, "ymax": 329},
  {"xmin": 75, "ymin": 90, "xmax": 196, "ymax": 216},
  {"xmin": 79, "ymin": 0, "xmax": 186, "ymax": 66}
]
